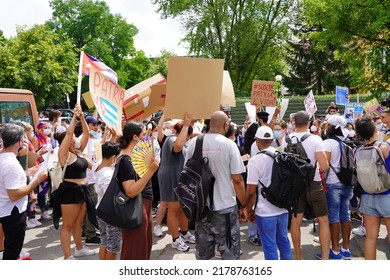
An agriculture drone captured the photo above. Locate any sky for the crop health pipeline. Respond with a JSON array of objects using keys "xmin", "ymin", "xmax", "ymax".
[{"xmin": 0, "ymin": 0, "xmax": 188, "ymax": 57}]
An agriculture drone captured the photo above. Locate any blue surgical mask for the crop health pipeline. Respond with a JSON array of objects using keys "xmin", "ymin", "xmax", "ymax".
[
  {"xmin": 90, "ymin": 130, "xmax": 102, "ymax": 139},
  {"xmin": 273, "ymin": 130, "xmax": 282, "ymax": 139}
]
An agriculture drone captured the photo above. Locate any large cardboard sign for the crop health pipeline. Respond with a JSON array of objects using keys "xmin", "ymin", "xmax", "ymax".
[
  {"xmin": 89, "ymin": 67, "xmax": 125, "ymax": 134},
  {"xmin": 250, "ymin": 81, "xmax": 276, "ymax": 108},
  {"xmin": 123, "ymin": 86, "xmax": 162, "ymax": 121},
  {"xmin": 221, "ymin": 71, "xmax": 236, "ymax": 107},
  {"xmin": 149, "ymin": 83, "xmax": 166, "ymax": 108},
  {"xmin": 125, "ymin": 73, "xmax": 166, "ymax": 100},
  {"xmin": 304, "ymin": 90, "xmax": 317, "ymax": 118},
  {"xmin": 164, "ymin": 56, "xmax": 224, "ymax": 119}
]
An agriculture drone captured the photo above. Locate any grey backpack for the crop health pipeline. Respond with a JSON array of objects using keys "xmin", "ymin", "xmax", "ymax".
[{"xmin": 355, "ymin": 141, "xmax": 390, "ymax": 194}]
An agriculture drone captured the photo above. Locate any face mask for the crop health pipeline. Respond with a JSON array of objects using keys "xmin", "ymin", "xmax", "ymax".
[
  {"xmin": 43, "ymin": 128, "xmax": 51, "ymax": 135},
  {"xmin": 163, "ymin": 129, "xmax": 173, "ymax": 136},
  {"xmin": 375, "ymin": 124, "xmax": 383, "ymax": 131},
  {"xmin": 74, "ymin": 141, "xmax": 81, "ymax": 149},
  {"xmin": 349, "ymin": 130, "xmax": 356, "ymax": 138},
  {"xmin": 90, "ymin": 130, "xmax": 102, "ymax": 139},
  {"xmin": 29, "ymin": 132, "xmax": 35, "ymax": 139},
  {"xmin": 273, "ymin": 131, "xmax": 282, "ymax": 139},
  {"xmin": 228, "ymin": 117, "xmax": 232, "ymax": 122},
  {"xmin": 310, "ymin": 125, "xmax": 317, "ymax": 133},
  {"xmin": 152, "ymin": 132, "xmax": 158, "ymax": 139}
]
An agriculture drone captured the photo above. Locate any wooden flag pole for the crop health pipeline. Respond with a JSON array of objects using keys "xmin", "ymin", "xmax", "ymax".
[{"xmin": 76, "ymin": 51, "xmax": 84, "ymax": 105}]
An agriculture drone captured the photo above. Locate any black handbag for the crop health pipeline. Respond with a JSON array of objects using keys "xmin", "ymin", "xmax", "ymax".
[{"xmin": 96, "ymin": 155, "xmax": 142, "ymax": 229}]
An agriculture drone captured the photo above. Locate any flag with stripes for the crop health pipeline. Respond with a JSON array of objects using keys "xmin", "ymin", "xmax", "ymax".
[{"xmin": 82, "ymin": 52, "xmax": 118, "ymax": 84}]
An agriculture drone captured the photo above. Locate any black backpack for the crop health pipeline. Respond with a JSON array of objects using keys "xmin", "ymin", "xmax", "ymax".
[
  {"xmin": 329, "ymin": 137, "xmax": 357, "ymax": 187},
  {"xmin": 175, "ymin": 135, "xmax": 215, "ymax": 222},
  {"xmin": 259, "ymin": 150, "xmax": 314, "ymax": 212}
]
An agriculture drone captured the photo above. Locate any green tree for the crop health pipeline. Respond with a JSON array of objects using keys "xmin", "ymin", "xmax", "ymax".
[
  {"xmin": 47, "ymin": 0, "xmax": 142, "ymax": 88},
  {"xmin": 148, "ymin": 49, "xmax": 176, "ymax": 78},
  {"xmin": 120, "ymin": 51, "xmax": 153, "ymax": 90},
  {"xmin": 152, "ymin": 0, "xmax": 294, "ymax": 95},
  {"xmin": 0, "ymin": 25, "xmax": 78, "ymax": 108},
  {"xmin": 303, "ymin": 0, "xmax": 390, "ymax": 96}
]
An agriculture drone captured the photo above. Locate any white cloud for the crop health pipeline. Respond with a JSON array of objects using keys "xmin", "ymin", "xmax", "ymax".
[{"xmin": 0, "ymin": 0, "xmax": 188, "ymax": 57}]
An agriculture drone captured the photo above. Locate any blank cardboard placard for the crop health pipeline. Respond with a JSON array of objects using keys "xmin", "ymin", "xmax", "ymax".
[
  {"xmin": 221, "ymin": 71, "xmax": 236, "ymax": 107},
  {"xmin": 165, "ymin": 57, "xmax": 224, "ymax": 119},
  {"xmin": 82, "ymin": 91, "xmax": 95, "ymax": 109},
  {"xmin": 125, "ymin": 73, "xmax": 166, "ymax": 100}
]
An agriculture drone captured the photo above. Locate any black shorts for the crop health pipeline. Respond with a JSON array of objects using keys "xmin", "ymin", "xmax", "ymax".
[
  {"xmin": 58, "ymin": 181, "xmax": 87, "ymax": 204},
  {"xmin": 296, "ymin": 180, "xmax": 328, "ymax": 217}
]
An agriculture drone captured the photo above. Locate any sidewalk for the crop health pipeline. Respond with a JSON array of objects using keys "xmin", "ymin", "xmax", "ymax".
[{"xmin": 18, "ymin": 209, "xmax": 389, "ymax": 260}]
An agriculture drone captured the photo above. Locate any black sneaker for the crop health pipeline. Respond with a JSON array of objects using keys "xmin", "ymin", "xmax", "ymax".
[
  {"xmin": 350, "ymin": 212, "xmax": 362, "ymax": 222},
  {"xmin": 85, "ymin": 236, "xmax": 101, "ymax": 246}
]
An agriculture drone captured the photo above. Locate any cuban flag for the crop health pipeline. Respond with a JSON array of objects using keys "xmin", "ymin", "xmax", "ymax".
[
  {"xmin": 100, "ymin": 96, "xmax": 119, "ymax": 127},
  {"xmin": 82, "ymin": 52, "xmax": 118, "ymax": 84}
]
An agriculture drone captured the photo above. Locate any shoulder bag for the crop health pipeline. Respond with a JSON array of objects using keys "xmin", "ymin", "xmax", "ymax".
[{"xmin": 96, "ymin": 155, "xmax": 142, "ymax": 229}]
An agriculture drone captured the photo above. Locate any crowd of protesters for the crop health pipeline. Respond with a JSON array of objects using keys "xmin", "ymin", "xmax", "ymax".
[{"xmin": 0, "ymin": 101, "xmax": 389, "ymax": 260}]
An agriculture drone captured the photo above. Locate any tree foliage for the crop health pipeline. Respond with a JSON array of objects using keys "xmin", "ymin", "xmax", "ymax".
[
  {"xmin": 152, "ymin": 0, "xmax": 294, "ymax": 95},
  {"xmin": 0, "ymin": 25, "xmax": 78, "ymax": 108},
  {"xmin": 303, "ymin": 0, "xmax": 390, "ymax": 96},
  {"xmin": 47, "ymin": 0, "xmax": 143, "ymax": 88}
]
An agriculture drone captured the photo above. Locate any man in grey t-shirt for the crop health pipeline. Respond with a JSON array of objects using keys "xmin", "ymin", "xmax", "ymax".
[{"xmin": 185, "ymin": 111, "xmax": 246, "ymax": 260}]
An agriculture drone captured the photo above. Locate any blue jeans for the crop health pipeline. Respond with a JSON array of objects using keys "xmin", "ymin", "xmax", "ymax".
[
  {"xmin": 255, "ymin": 213, "xmax": 292, "ymax": 260},
  {"xmin": 247, "ymin": 221, "xmax": 260, "ymax": 240},
  {"xmin": 325, "ymin": 182, "xmax": 354, "ymax": 223}
]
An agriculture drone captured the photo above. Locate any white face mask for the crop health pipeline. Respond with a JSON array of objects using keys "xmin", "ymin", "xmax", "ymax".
[
  {"xmin": 43, "ymin": 128, "xmax": 51, "ymax": 136},
  {"xmin": 90, "ymin": 130, "xmax": 102, "ymax": 139},
  {"xmin": 349, "ymin": 130, "xmax": 356, "ymax": 138},
  {"xmin": 163, "ymin": 129, "xmax": 173, "ymax": 136},
  {"xmin": 29, "ymin": 132, "xmax": 35, "ymax": 139},
  {"xmin": 152, "ymin": 132, "xmax": 158, "ymax": 139},
  {"xmin": 310, "ymin": 125, "xmax": 317, "ymax": 133}
]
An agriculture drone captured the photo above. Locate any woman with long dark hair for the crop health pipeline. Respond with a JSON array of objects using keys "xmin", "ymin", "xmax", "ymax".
[{"xmin": 117, "ymin": 121, "xmax": 159, "ymax": 259}]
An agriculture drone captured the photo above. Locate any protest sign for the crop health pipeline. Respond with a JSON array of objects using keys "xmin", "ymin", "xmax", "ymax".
[
  {"xmin": 245, "ymin": 102, "xmax": 256, "ymax": 124},
  {"xmin": 221, "ymin": 71, "xmax": 236, "ymax": 107},
  {"xmin": 123, "ymin": 87, "xmax": 161, "ymax": 121},
  {"xmin": 165, "ymin": 57, "xmax": 224, "ymax": 119},
  {"xmin": 364, "ymin": 98, "xmax": 383, "ymax": 117},
  {"xmin": 344, "ymin": 102, "xmax": 364, "ymax": 120},
  {"xmin": 250, "ymin": 81, "xmax": 276, "ymax": 108},
  {"xmin": 82, "ymin": 91, "xmax": 95, "ymax": 109},
  {"xmin": 89, "ymin": 67, "xmax": 125, "ymax": 134},
  {"xmin": 125, "ymin": 73, "xmax": 166, "ymax": 100},
  {"xmin": 304, "ymin": 90, "xmax": 317, "ymax": 118},
  {"xmin": 336, "ymin": 86, "xmax": 349, "ymax": 105}
]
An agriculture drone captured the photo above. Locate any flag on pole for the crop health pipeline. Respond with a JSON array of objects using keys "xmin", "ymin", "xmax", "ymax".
[{"xmin": 82, "ymin": 52, "xmax": 118, "ymax": 84}]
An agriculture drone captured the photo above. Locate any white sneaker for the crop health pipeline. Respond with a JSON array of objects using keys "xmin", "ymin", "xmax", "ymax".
[
  {"xmin": 313, "ymin": 236, "xmax": 320, "ymax": 244},
  {"xmin": 74, "ymin": 245, "xmax": 95, "ymax": 257},
  {"xmin": 180, "ymin": 231, "xmax": 196, "ymax": 244},
  {"xmin": 171, "ymin": 237, "xmax": 190, "ymax": 252},
  {"xmin": 41, "ymin": 211, "xmax": 51, "ymax": 220},
  {"xmin": 26, "ymin": 219, "xmax": 37, "ymax": 229},
  {"xmin": 153, "ymin": 225, "xmax": 163, "ymax": 237},
  {"xmin": 19, "ymin": 251, "xmax": 30, "ymax": 258},
  {"xmin": 32, "ymin": 218, "xmax": 42, "ymax": 227},
  {"xmin": 0, "ymin": 250, "xmax": 3, "ymax": 260},
  {"xmin": 352, "ymin": 225, "xmax": 366, "ymax": 236},
  {"xmin": 65, "ymin": 255, "xmax": 76, "ymax": 260}
]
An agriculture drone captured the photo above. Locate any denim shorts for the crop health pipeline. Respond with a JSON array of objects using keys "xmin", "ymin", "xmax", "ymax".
[
  {"xmin": 325, "ymin": 182, "xmax": 354, "ymax": 223},
  {"xmin": 359, "ymin": 193, "xmax": 390, "ymax": 217}
]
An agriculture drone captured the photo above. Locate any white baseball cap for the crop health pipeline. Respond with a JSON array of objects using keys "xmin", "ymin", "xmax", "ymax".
[{"xmin": 255, "ymin": 126, "xmax": 273, "ymax": 140}]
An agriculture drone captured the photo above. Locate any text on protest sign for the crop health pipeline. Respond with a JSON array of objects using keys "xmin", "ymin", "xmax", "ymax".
[
  {"xmin": 304, "ymin": 90, "xmax": 317, "ymax": 118},
  {"xmin": 250, "ymin": 81, "xmax": 276, "ymax": 108},
  {"xmin": 89, "ymin": 67, "xmax": 125, "ymax": 134}
]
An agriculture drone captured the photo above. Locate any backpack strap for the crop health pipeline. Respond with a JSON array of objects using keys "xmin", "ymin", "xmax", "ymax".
[
  {"xmin": 300, "ymin": 133, "xmax": 312, "ymax": 142},
  {"xmin": 193, "ymin": 134, "xmax": 205, "ymax": 162},
  {"xmin": 257, "ymin": 150, "xmax": 277, "ymax": 207}
]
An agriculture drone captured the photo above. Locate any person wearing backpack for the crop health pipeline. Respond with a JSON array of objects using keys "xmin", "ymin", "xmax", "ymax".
[
  {"xmin": 185, "ymin": 111, "xmax": 246, "ymax": 260},
  {"xmin": 281, "ymin": 111, "xmax": 330, "ymax": 260},
  {"xmin": 320, "ymin": 115, "xmax": 354, "ymax": 260},
  {"xmin": 355, "ymin": 117, "xmax": 390, "ymax": 260},
  {"xmin": 246, "ymin": 126, "xmax": 292, "ymax": 260}
]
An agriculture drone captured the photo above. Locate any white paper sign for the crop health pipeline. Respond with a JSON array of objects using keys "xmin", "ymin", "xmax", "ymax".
[
  {"xmin": 245, "ymin": 102, "xmax": 257, "ymax": 124},
  {"xmin": 304, "ymin": 90, "xmax": 317, "ymax": 118}
]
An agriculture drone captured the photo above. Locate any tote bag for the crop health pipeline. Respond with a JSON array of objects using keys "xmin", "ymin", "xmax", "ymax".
[{"xmin": 96, "ymin": 155, "xmax": 142, "ymax": 229}]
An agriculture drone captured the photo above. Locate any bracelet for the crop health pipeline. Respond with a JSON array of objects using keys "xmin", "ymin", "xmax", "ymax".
[{"xmin": 240, "ymin": 205, "xmax": 247, "ymax": 209}]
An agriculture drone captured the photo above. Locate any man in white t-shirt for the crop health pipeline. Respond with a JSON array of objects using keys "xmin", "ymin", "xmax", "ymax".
[
  {"xmin": 0, "ymin": 125, "xmax": 47, "ymax": 259},
  {"xmin": 185, "ymin": 111, "xmax": 246, "ymax": 260},
  {"xmin": 281, "ymin": 111, "xmax": 330, "ymax": 260},
  {"xmin": 246, "ymin": 126, "xmax": 292, "ymax": 260}
]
